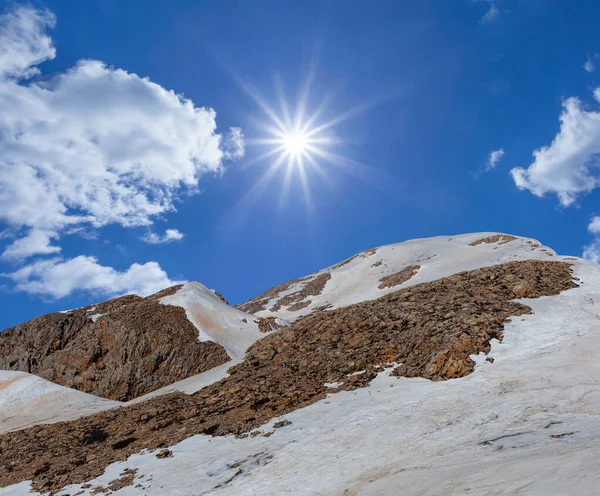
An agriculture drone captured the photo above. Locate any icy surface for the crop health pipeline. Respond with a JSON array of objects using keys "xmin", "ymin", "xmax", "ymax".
[
  {"xmin": 160, "ymin": 282, "xmax": 264, "ymax": 360},
  {"xmin": 0, "ymin": 371, "xmax": 119, "ymax": 434},
  {"xmin": 254, "ymin": 232, "xmax": 560, "ymax": 321},
  {"xmin": 6, "ymin": 257, "xmax": 596, "ymax": 495}
]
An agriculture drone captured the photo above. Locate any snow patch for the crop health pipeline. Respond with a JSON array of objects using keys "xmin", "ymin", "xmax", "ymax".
[{"xmin": 160, "ymin": 282, "xmax": 264, "ymax": 360}]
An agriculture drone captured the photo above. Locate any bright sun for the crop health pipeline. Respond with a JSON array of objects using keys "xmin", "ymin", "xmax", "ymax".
[
  {"xmin": 232, "ymin": 66, "xmax": 376, "ymax": 212},
  {"xmin": 282, "ymin": 131, "xmax": 309, "ymax": 155}
]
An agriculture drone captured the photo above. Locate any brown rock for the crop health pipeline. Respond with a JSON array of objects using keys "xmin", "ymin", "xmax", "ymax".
[
  {"xmin": 156, "ymin": 449, "xmax": 173, "ymax": 459},
  {"xmin": 378, "ymin": 265, "xmax": 420, "ymax": 289},
  {"xmin": 0, "ymin": 287, "xmax": 229, "ymax": 401}
]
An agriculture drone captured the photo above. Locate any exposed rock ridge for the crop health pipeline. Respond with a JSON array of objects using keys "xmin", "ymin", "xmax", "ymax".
[
  {"xmin": 0, "ymin": 289, "xmax": 230, "ymax": 401},
  {"xmin": 0, "ymin": 260, "xmax": 577, "ymax": 493}
]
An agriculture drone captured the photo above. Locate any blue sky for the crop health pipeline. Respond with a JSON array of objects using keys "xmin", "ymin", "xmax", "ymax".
[{"xmin": 2, "ymin": 0, "xmax": 600, "ymax": 329}]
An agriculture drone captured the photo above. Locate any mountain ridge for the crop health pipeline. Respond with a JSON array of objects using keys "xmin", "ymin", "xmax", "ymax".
[{"xmin": 1, "ymin": 232, "xmax": 598, "ymax": 495}]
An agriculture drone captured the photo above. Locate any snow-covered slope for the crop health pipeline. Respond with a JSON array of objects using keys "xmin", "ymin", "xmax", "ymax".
[
  {"xmin": 160, "ymin": 282, "xmax": 266, "ymax": 360},
  {"xmin": 0, "ymin": 371, "xmax": 119, "ymax": 434},
  {"xmin": 2, "ymin": 233, "xmax": 597, "ymax": 495},
  {"xmin": 15, "ymin": 255, "xmax": 598, "ymax": 496},
  {"xmin": 241, "ymin": 232, "xmax": 560, "ymax": 322}
]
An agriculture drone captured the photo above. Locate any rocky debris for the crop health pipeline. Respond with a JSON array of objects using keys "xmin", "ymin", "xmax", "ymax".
[
  {"xmin": 271, "ymin": 273, "xmax": 332, "ymax": 312},
  {"xmin": 236, "ymin": 276, "xmax": 308, "ymax": 314},
  {"xmin": 107, "ymin": 468, "xmax": 138, "ymax": 492},
  {"xmin": 469, "ymin": 234, "xmax": 517, "ymax": 246},
  {"xmin": 273, "ymin": 419, "xmax": 292, "ymax": 429},
  {"xmin": 238, "ymin": 247, "xmax": 379, "ymax": 314},
  {"xmin": 331, "ymin": 254, "xmax": 360, "ymax": 270},
  {"xmin": 237, "ymin": 272, "xmax": 331, "ymax": 315},
  {"xmin": 378, "ymin": 265, "xmax": 420, "ymax": 289},
  {"xmin": 212, "ymin": 291, "xmax": 229, "ymax": 305},
  {"xmin": 255, "ymin": 317, "xmax": 285, "ymax": 333},
  {"xmin": 288, "ymin": 300, "xmax": 312, "ymax": 311},
  {"xmin": 0, "ymin": 261, "xmax": 577, "ymax": 494},
  {"xmin": 372, "ymin": 261, "xmax": 383, "ymax": 268},
  {"xmin": 331, "ymin": 248, "xmax": 377, "ymax": 270},
  {"xmin": 550, "ymin": 432, "xmax": 575, "ymax": 439},
  {"xmin": 156, "ymin": 449, "xmax": 173, "ymax": 459},
  {"xmin": 0, "ymin": 289, "xmax": 230, "ymax": 401},
  {"xmin": 145, "ymin": 285, "xmax": 185, "ymax": 300}
]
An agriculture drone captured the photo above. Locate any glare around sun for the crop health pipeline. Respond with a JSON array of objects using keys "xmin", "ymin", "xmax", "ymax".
[{"xmin": 282, "ymin": 131, "xmax": 309, "ymax": 155}]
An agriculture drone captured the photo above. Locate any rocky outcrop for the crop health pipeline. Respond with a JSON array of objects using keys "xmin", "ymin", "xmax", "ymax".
[
  {"xmin": 0, "ymin": 260, "xmax": 577, "ymax": 493},
  {"xmin": 469, "ymin": 234, "xmax": 517, "ymax": 246},
  {"xmin": 378, "ymin": 265, "xmax": 420, "ymax": 289},
  {"xmin": 0, "ymin": 289, "xmax": 230, "ymax": 401},
  {"xmin": 237, "ymin": 273, "xmax": 331, "ymax": 314}
]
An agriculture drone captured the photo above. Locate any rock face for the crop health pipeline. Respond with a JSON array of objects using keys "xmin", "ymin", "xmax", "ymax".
[
  {"xmin": 0, "ymin": 288, "xmax": 230, "ymax": 401},
  {"xmin": 0, "ymin": 260, "xmax": 578, "ymax": 493}
]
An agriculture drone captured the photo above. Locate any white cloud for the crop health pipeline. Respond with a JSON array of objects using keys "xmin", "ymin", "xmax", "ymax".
[
  {"xmin": 583, "ymin": 240, "xmax": 600, "ymax": 263},
  {"xmin": 480, "ymin": 5, "xmax": 499, "ymax": 23},
  {"xmin": 0, "ymin": 6, "xmax": 55, "ymax": 79},
  {"xmin": 5, "ymin": 256, "xmax": 184, "ymax": 298},
  {"xmin": 511, "ymin": 90, "xmax": 600, "ymax": 207},
  {"xmin": 588, "ymin": 216, "xmax": 600, "ymax": 234},
  {"xmin": 583, "ymin": 216, "xmax": 600, "ymax": 263},
  {"xmin": 143, "ymin": 228, "xmax": 184, "ymax": 244},
  {"xmin": 486, "ymin": 148, "xmax": 505, "ymax": 170},
  {"xmin": 1, "ymin": 229, "xmax": 60, "ymax": 261},
  {"xmin": 584, "ymin": 58, "xmax": 595, "ymax": 73},
  {"xmin": 223, "ymin": 127, "xmax": 245, "ymax": 160},
  {"xmin": 0, "ymin": 6, "xmax": 244, "ymax": 260}
]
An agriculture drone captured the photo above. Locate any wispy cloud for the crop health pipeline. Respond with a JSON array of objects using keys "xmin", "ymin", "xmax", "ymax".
[
  {"xmin": 486, "ymin": 148, "xmax": 505, "ymax": 170},
  {"xmin": 1, "ymin": 230, "xmax": 60, "ymax": 262},
  {"xmin": 143, "ymin": 229, "xmax": 185, "ymax": 245},
  {"xmin": 480, "ymin": 4, "xmax": 500, "ymax": 23}
]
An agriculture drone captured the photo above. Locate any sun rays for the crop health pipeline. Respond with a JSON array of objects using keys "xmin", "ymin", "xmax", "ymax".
[{"xmin": 223, "ymin": 60, "xmax": 394, "ymax": 223}]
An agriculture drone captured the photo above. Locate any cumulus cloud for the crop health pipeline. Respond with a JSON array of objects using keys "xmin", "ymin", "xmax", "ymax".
[
  {"xmin": 511, "ymin": 90, "xmax": 600, "ymax": 207},
  {"xmin": 5, "ymin": 256, "xmax": 184, "ymax": 299},
  {"xmin": 143, "ymin": 228, "xmax": 185, "ymax": 244},
  {"xmin": 0, "ymin": 5, "xmax": 244, "ymax": 261},
  {"xmin": 584, "ymin": 57, "xmax": 595, "ymax": 73},
  {"xmin": 486, "ymin": 148, "xmax": 504, "ymax": 170}
]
